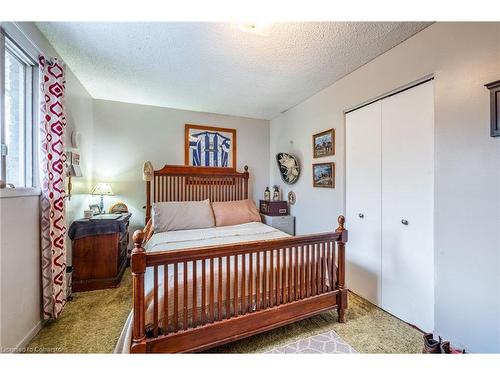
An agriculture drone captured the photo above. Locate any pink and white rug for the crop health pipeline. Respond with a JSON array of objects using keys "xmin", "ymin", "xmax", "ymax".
[{"xmin": 266, "ymin": 330, "xmax": 357, "ymax": 354}]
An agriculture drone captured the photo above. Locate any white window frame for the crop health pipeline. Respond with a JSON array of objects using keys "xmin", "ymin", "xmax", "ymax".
[{"xmin": 0, "ymin": 28, "xmax": 39, "ymax": 189}]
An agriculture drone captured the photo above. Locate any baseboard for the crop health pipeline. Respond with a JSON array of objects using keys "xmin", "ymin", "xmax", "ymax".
[{"xmin": 12, "ymin": 319, "xmax": 43, "ymax": 352}]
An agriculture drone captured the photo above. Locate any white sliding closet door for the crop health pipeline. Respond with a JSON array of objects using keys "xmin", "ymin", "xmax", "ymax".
[
  {"xmin": 345, "ymin": 101, "xmax": 382, "ymax": 305},
  {"xmin": 381, "ymin": 81, "xmax": 434, "ymax": 332}
]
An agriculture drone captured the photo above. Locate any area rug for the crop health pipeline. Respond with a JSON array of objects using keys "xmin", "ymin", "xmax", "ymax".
[{"xmin": 266, "ymin": 330, "xmax": 356, "ymax": 354}]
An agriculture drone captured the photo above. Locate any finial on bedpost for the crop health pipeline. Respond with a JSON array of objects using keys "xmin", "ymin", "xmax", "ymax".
[
  {"xmin": 244, "ymin": 165, "xmax": 248, "ymax": 172},
  {"xmin": 133, "ymin": 230, "xmax": 145, "ymax": 249},
  {"xmin": 336, "ymin": 215, "xmax": 345, "ymax": 232}
]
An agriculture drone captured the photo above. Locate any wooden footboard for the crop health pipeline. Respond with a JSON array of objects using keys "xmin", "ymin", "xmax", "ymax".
[{"xmin": 130, "ymin": 216, "xmax": 348, "ymax": 353}]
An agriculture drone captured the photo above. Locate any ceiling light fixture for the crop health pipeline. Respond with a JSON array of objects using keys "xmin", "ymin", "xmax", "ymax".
[{"xmin": 237, "ymin": 22, "xmax": 274, "ymax": 36}]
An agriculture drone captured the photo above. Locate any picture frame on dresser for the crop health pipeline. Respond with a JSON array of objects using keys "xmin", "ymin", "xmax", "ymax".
[{"xmin": 89, "ymin": 203, "xmax": 101, "ymax": 215}]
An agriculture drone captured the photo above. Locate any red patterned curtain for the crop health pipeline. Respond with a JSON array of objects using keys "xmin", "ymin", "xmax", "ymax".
[{"xmin": 39, "ymin": 56, "xmax": 67, "ymax": 319}]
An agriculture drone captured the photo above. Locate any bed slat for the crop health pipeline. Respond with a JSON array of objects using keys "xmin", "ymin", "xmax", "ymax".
[
  {"xmin": 234, "ymin": 255, "xmax": 239, "ymax": 316},
  {"xmin": 328, "ymin": 241, "xmax": 333, "ymax": 291},
  {"xmin": 183, "ymin": 261, "xmax": 188, "ymax": 330},
  {"xmin": 164, "ymin": 264, "xmax": 168, "ymax": 333},
  {"xmin": 332, "ymin": 241, "xmax": 337, "ymax": 289},
  {"xmin": 153, "ymin": 265, "xmax": 159, "ymax": 337},
  {"xmin": 263, "ymin": 250, "xmax": 267, "ymax": 309},
  {"xmin": 226, "ymin": 255, "xmax": 230, "ymax": 318},
  {"xmin": 269, "ymin": 249, "xmax": 274, "ymax": 307},
  {"xmin": 202, "ymin": 259, "xmax": 206, "ymax": 324},
  {"xmin": 210, "ymin": 258, "xmax": 215, "ymax": 322},
  {"xmin": 312, "ymin": 245, "xmax": 317, "ymax": 296},
  {"xmin": 301, "ymin": 245, "xmax": 306, "ymax": 298},
  {"xmin": 174, "ymin": 263, "xmax": 179, "ymax": 331},
  {"xmin": 277, "ymin": 248, "xmax": 281, "ymax": 305},
  {"xmin": 324, "ymin": 242, "xmax": 328, "ymax": 292},
  {"xmin": 218, "ymin": 257, "xmax": 223, "ymax": 320},
  {"xmin": 242, "ymin": 253, "xmax": 246, "ymax": 313},
  {"xmin": 193, "ymin": 260, "xmax": 197, "ymax": 327},
  {"xmin": 281, "ymin": 248, "xmax": 286, "ymax": 304},
  {"xmin": 256, "ymin": 251, "xmax": 261, "ymax": 311},
  {"xmin": 248, "ymin": 252, "xmax": 253, "ymax": 311}
]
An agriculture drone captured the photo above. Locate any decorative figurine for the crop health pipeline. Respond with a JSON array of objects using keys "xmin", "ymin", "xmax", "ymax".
[
  {"xmin": 272, "ymin": 185, "xmax": 280, "ymax": 201},
  {"xmin": 264, "ymin": 186, "xmax": 271, "ymax": 201}
]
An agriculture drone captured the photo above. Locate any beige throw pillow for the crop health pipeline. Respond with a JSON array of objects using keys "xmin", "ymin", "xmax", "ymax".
[{"xmin": 152, "ymin": 199, "xmax": 215, "ymax": 233}]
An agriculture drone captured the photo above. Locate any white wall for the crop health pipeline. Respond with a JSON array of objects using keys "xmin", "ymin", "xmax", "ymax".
[
  {"xmin": 0, "ymin": 22, "xmax": 94, "ymax": 350},
  {"xmin": 0, "ymin": 193, "xmax": 41, "ymax": 350},
  {"xmin": 91, "ymin": 99, "xmax": 270, "ymax": 231},
  {"xmin": 270, "ymin": 22, "xmax": 500, "ymax": 352}
]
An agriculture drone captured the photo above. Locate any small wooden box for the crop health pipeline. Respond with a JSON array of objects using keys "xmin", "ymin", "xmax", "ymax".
[{"xmin": 259, "ymin": 200, "xmax": 288, "ymax": 216}]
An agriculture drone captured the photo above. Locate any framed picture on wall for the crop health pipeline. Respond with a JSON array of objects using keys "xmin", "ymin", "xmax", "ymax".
[
  {"xmin": 185, "ymin": 124, "xmax": 237, "ymax": 168},
  {"xmin": 313, "ymin": 162, "xmax": 335, "ymax": 188},
  {"xmin": 312, "ymin": 128, "xmax": 335, "ymax": 158}
]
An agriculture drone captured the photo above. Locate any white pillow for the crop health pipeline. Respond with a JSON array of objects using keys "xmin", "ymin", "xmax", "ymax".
[{"xmin": 152, "ymin": 199, "xmax": 215, "ymax": 233}]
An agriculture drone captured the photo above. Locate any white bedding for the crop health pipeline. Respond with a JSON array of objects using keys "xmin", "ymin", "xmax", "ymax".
[{"xmin": 145, "ymin": 222, "xmax": 290, "ymax": 252}]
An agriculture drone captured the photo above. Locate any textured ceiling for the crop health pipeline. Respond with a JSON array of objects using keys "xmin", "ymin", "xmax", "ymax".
[{"xmin": 36, "ymin": 22, "xmax": 431, "ymax": 120}]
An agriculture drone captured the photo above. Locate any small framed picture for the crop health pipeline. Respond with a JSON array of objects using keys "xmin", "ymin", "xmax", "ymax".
[
  {"xmin": 312, "ymin": 129, "xmax": 335, "ymax": 158},
  {"xmin": 313, "ymin": 162, "xmax": 335, "ymax": 188},
  {"xmin": 89, "ymin": 204, "xmax": 101, "ymax": 215}
]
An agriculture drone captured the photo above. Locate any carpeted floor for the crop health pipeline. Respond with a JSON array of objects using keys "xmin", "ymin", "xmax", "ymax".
[{"xmin": 27, "ymin": 268, "xmax": 422, "ymax": 353}]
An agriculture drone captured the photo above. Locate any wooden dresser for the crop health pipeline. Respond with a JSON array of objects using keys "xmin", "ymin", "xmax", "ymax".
[{"xmin": 70, "ymin": 213, "xmax": 131, "ymax": 292}]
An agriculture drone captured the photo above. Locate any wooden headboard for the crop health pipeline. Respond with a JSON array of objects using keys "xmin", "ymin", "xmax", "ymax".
[{"xmin": 145, "ymin": 165, "xmax": 249, "ymax": 224}]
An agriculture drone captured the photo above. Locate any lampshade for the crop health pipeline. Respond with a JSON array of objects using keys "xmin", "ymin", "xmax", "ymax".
[{"xmin": 91, "ymin": 182, "xmax": 114, "ymax": 196}]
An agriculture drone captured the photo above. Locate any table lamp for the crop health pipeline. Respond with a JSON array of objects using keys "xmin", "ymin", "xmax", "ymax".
[{"xmin": 91, "ymin": 182, "xmax": 114, "ymax": 214}]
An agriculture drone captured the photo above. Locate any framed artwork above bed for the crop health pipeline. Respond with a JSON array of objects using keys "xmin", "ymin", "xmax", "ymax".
[{"xmin": 185, "ymin": 124, "xmax": 237, "ymax": 169}]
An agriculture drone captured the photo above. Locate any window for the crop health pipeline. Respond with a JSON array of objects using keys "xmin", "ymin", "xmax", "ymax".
[{"xmin": 1, "ymin": 31, "xmax": 37, "ymax": 188}]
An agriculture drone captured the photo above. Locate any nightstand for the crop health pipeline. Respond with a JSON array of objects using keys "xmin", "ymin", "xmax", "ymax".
[
  {"xmin": 69, "ymin": 213, "xmax": 131, "ymax": 292},
  {"xmin": 261, "ymin": 214, "xmax": 295, "ymax": 235}
]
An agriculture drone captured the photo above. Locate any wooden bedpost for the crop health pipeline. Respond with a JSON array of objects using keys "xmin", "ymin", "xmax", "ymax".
[
  {"xmin": 243, "ymin": 165, "xmax": 249, "ymax": 199},
  {"xmin": 335, "ymin": 215, "xmax": 348, "ymax": 323},
  {"xmin": 130, "ymin": 230, "xmax": 147, "ymax": 353}
]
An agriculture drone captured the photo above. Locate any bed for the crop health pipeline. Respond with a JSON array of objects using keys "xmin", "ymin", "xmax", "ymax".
[{"xmin": 127, "ymin": 164, "xmax": 348, "ymax": 353}]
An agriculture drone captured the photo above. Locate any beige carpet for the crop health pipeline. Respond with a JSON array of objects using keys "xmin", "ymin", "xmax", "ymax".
[{"xmin": 27, "ymin": 268, "xmax": 422, "ymax": 353}]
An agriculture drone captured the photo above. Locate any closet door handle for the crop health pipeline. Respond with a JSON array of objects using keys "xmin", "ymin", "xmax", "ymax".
[
  {"xmin": 401, "ymin": 219, "xmax": 409, "ymax": 225},
  {"xmin": 358, "ymin": 213, "xmax": 364, "ymax": 219}
]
